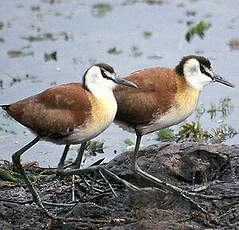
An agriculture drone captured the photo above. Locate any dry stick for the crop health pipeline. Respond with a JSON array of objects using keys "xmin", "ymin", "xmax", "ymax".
[
  {"xmin": 72, "ymin": 175, "xmax": 76, "ymax": 202},
  {"xmin": 190, "ymin": 180, "xmax": 220, "ymax": 192},
  {"xmin": 98, "ymin": 169, "xmax": 117, "ymax": 198},
  {"xmin": 51, "ymin": 216, "xmax": 136, "ymax": 224}
]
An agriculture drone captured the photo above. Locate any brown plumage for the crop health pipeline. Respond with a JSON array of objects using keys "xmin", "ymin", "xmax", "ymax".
[
  {"xmin": 5, "ymin": 83, "xmax": 92, "ymax": 138},
  {"xmin": 115, "ymin": 68, "xmax": 178, "ymax": 127},
  {"xmin": 114, "ymin": 67, "xmax": 200, "ymax": 135}
]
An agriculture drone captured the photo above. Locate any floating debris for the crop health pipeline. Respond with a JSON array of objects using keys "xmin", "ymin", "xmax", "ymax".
[
  {"xmin": 21, "ymin": 33, "xmax": 57, "ymax": 42},
  {"xmin": 143, "ymin": 31, "xmax": 152, "ymax": 38},
  {"xmin": 228, "ymin": 38, "xmax": 239, "ymax": 50},
  {"xmin": 8, "ymin": 74, "xmax": 38, "ymax": 86},
  {"xmin": 130, "ymin": 46, "xmax": 142, "ymax": 57},
  {"xmin": 186, "ymin": 11, "xmax": 196, "ymax": 17},
  {"xmin": 31, "ymin": 5, "xmax": 40, "ymax": 11},
  {"xmin": 92, "ymin": 3, "xmax": 113, "ymax": 17},
  {"xmin": 0, "ymin": 21, "xmax": 4, "ymax": 30},
  {"xmin": 44, "ymin": 51, "xmax": 57, "ymax": 61},
  {"xmin": 148, "ymin": 55, "xmax": 162, "ymax": 59},
  {"xmin": 108, "ymin": 47, "xmax": 122, "ymax": 55},
  {"xmin": 7, "ymin": 50, "xmax": 34, "ymax": 58}
]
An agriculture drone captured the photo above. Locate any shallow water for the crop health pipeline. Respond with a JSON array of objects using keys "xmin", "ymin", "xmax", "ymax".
[{"xmin": 0, "ymin": 0, "xmax": 238, "ymax": 167}]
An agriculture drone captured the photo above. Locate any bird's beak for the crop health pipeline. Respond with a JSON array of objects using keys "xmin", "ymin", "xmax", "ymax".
[
  {"xmin": 212, "ymin": 74, "xmax": 235, "ymax": 88},
  {"xmin": 114, "ymin": 76, "xmax": 137, "ymax": 88}
]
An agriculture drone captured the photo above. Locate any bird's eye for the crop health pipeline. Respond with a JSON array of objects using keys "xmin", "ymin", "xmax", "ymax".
[
  {"xmin": 200, "ymin": 64, "xmax": 206, "ymax": 74},
  {"xmin": 101, "ymin": 69, "xmax": 114, "ymax": 81}
]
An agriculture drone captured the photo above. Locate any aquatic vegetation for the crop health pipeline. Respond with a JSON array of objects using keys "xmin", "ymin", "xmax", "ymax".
[
  {"xmin": 124, "ymin": 138, "xmax": 134, "ymax": 147},
  {"xmin": 0, "ymin": 160, "xmax": 53, "ymax": 183},
  {"xmin": 130, "ymin": 46, "xmax": 142, "ymax": 57},
  {"xmin": 92, "ymin": 3, "xmax": 113, "ymax": 17},
  {"xmin": 84, "ymin": 140, "xmax": 105, "ymax": 156},
  {"xmin": 211, "ymin": 125, "xmax": 237, "ymax": 144},
  {"xmin": 143, "ymin": 31, "xmax": 152, "ymax": 38},
  {"xmin": 108, "ymin": 47, "xmax": 122, "ymax": 55},
  {"xmin": 7, "ymin": 74, "xmax": 39, "ymax": 87},
  {"xmin": 156, "ymin": 128, "xmax": 176, "ymax": 141},
  {"xmin": 178, "ymin": 121, "xmax": 211, "ymax": 142},
  {"xmin": 147, "ymin": 55, "xmax": 162, "ymax": 59},
  {"xmin": 44, "ymin": 51, "xmax": 57, "ymax": 61},
  {"xmin": 186, "ymin": 11, "xmax": 196, "ymax": 16},
  {"xmin": 21, "ymin": 33, "xmax": 57, "ymax": 42},
  {"xmin": 31, "ymin": 5, "xmax": 40, "ymax": 11},
  {"xmin": 7, "ymin": 50, "xmax": 34, "ymax": 58},
  {"xmin": 185, "ymin": 21, "xmax": 211, "ymax": 42},
  {"xmin": 155, "ymin": 119, "xmax": 237, "ymax": 144}
]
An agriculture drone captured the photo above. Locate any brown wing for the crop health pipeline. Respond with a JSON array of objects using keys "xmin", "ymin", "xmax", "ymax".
[
  {"xmin": 5, "ymin": 83, "xmax": 92, "ymax": 137},
  {"xmin": 114, "ymin": 67, "xmax": 177, "ymax": 125}
]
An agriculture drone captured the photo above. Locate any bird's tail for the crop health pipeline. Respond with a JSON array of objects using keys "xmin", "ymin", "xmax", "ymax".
[{"xmin": 0, "ymin": 105, "xmax": 9, "ymax": 111}]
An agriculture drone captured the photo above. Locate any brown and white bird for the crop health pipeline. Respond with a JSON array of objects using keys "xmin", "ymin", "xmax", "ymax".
[
  {"xmin": 114, "ymin": 55, "xmax": 235, "ymax": 187},
  {"xmin": 0, "ymin": 63, "xmax": 137, "ymax": 214}
]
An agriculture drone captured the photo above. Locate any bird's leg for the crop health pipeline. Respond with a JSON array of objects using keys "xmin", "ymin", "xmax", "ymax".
[
  {"xmin": 57, "ymin": 145, "xmax": 70, "ymax": 170},
  {"xmin": 56, "ymin": 141, "xmax": 140, "ymax": 202},
  {"xmin": 57, "ymin": 144, "xmax": 79, "ymax": 203},
  {"xmin": 132, "ymin": 131, "xmax": 207, "ymax": 213},
  {"xmin": 72, "ymin": 142, "xmax": 86, "ymax": 168},
  {"xmin": 132, "ymin": 132, "xmax": 142, "ymax": 173},
  {"xmin": 64, "ymin": 142, "xmax": 87, "ymax": 169},
  {"xmin": 12, "ymin": 136, "xmax": 54, "ymax": 217}
]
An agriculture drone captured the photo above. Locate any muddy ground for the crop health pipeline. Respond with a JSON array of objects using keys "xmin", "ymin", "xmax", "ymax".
[{"xmin": 0, "ymin": 142, "xmax": 239, "ymax": 230}]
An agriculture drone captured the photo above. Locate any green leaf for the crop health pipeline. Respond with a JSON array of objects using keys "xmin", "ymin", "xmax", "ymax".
[
  {"xmin": 124, "ymin": 138, "xmax": 134, "ymax": 146},
  {"xmin": 185, "ymin": 21, "xmax": 211, "ymax": 42},
  {"xmin": 108, "ymin": 47, "xmax": 122, "ymax": 55}
]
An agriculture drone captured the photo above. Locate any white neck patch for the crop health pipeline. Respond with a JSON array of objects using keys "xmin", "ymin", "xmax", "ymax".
[
  {"xmin": 84, "ymin": 66, "xmax": 116, "ymax": 97},
  {"xmin": 183, "ymin": 58, "xmax": 213, "ymax": 91}
]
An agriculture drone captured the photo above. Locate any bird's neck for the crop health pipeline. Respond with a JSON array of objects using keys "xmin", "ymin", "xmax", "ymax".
[
  {"xmin": 88, "ymin": 87, "xmax": 117, "ymax": 115},
  {"xmin": 175, "ymin": 74, "xmax": 200, "ymax": 113},
  {"xmin": 89, "ymin": 85, "xmax": 114, "ymax": 98}
]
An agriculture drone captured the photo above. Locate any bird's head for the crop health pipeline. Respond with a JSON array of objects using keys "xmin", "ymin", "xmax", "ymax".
[{"xmin": 176, "ymin": 55, "xmax": 235, "ymax": 91}]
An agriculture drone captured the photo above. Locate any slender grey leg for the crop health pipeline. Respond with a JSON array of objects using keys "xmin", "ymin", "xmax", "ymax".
[
  {"xmin": 72, "ymin": 142, "xmax": 87, "ymax": 168},
  {"xmin": 132, "ymin": 132, "xmax": 142, "ymax": 173},
  {"xmin": 57, "ymin": 145, "xmax": 78, "ymax": 202},
  {"xmin": 12, "ymin": 136, "xmax": 54, "ymax": 216},
  {"xmin": 57, "ymin": 145, "xmax": 70, "ymax": 171},
  {"xmin": 64, "ymin": 142, "xmax": 87, "ymax": 169},
  {"xmin": 56, "ymin": 141, "xmax": 140, "ymax": 199}
]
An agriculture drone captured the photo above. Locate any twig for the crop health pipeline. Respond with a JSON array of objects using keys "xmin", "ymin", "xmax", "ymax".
[{"xmin": 99, "ymin": 169, "xmax": 117, "ymax": 198}]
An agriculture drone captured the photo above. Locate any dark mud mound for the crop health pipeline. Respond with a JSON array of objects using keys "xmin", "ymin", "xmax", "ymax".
[{"xmin": 0, "ymin": 142, "xmax": 239, "ymax": 229}]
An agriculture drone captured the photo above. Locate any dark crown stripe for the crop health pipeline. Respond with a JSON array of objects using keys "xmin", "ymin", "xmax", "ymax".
[{"xmin": 175, "ymin": 55, "xmax": 211, "ymax": 76}]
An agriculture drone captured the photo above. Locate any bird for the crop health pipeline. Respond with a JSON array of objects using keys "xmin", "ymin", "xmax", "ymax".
[
  {"xmin": 0, "ymin": 63, "xmax": 137, "ymax": 215},
  {"xmin": 113, "ymin": 55, "xmax": 235, "ymax": 191}
]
